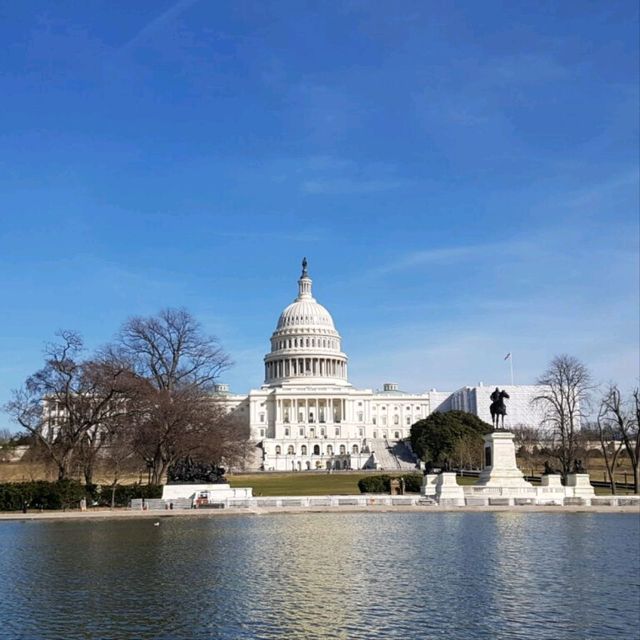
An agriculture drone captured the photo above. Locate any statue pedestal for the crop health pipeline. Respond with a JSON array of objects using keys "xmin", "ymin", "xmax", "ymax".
[
  {"xmin": 477, "ymin": 431, "xmax": 532, "ymax": 489},
  {"xmin": 435, "ymin": 472, "xmax": 465, "ymax": 506},
  {"xmin": 421, "ymin": 473, "xmax": 439, "ymax": 498},
  {"xmin": 537, "ymin": 474, "xmax": 565, "ymax": 505},
  {"xmin": 541, "ymin": 474, "xmax": 563, "ymax": 487},
  {"xmin": 566, "ymin": 473, "xmax": 594, "ymax": 504}
]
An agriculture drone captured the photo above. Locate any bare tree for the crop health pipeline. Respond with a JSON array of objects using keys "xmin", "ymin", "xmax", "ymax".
[
  {"xmin": 117, "ymin": 308, "xmax": 231, "ymax": 392},
  {"xmin": 102, "ymin": 417, "xmax": 138, "ymax": 508},
  {"xmin": 4, "ymin": 331, "xmax": 132, "ymax": 481},
  {"xmin": 451, "ymin": 433, "xmax": 483, "ymax": 470},
  {"xmin": 112, "ymin": 309, "xmax": 239, "ymax": 484},
  {"xmin": 594, "ymin": 388, "xmax": 627, "ymax": 494},
  {"xmin": 598, "ymin": 385, "xmax": 639, "ymax": 494},
  {"xmin": 533, "ymin": 355, "xmax": 593, "ymax": 479},
  {"xmin": 129, "ymin": 385, "xmax": 243, "ymax": 484}
]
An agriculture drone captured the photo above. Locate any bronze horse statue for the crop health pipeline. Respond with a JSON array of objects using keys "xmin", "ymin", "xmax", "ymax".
[{"xmin": 489, "ymin": 387, "xmax": 510, "ymax": 430}]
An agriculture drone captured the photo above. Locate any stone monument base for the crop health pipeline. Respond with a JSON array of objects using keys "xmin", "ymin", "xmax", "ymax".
[
  {"xmin": 421, "ymin": 473, "xmax": 439, "ymax": 498},
  {"xmin": 162, "ymin": 484, "xmax": 253, "ymax": 502},
  {"xmin": 476, "ymin": 431, "xmax": 532, "ymax": 489},
  {"xmin": 435, "ymin": 472, "xmax": 465, "ymax": 506},
  {"xmin": 566, "ymin": 473, "xmax": 595, "ymax": 504}
]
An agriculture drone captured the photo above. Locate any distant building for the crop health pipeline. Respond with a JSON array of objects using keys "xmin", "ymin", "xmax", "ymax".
[{"xmin": 218, "ymin": 260, "xmax": 546, "ymax": 472}]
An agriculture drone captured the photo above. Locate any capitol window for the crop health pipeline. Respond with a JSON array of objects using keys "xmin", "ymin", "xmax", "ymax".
[
  {"xmin": 327, "ymin": 445, "xmax": 333, "ymax": 455},
  {"xmin": 406, "ymin": 417, "xmax": 410, "ymax": 425},
  {"xmin": 339, "ymin": 445, "xmax": 346, "ymax": 455},
  {"xmin": 313, "ymin": 444, "xmax": 320, "ymax": 455},
  {"xmin": 259, "ymin": 413, "xmax": 265, "ymax": 423},
  {"xmin": 394, "ymin": 415, "xmax": 399, "ymax": 425},
  {"xmin": 284, "ymin": 428, "xmax": 290, "ymax": 436},
  {"xmin": 357, "ymin": 411, "xmax": 363, "ymax": 422},
  {"xmin": 299, "ymin": 427, "xmax": 304, "ymax": 436},
  {"xmin": 394, "ymin": 432, "xmax": 400, "ymax": 439},
  {"xmin": 287, "ymin": 445, "xmax": 295, "ymax": 455},
  {"xmin": 358, "ymin": 428, "xmax": 364, "ymax": 437},
  {"xmin": 275, "ymin": 446, "xmax": 281, "ymax": 455},
  {"xmin": 260, "ymin": 429, "xmax": 265, "ymax": 437},
  {"xmin": 372, "ymin": 417, "xmax": 376, "ymax": 425},
  {"xmin": 335, "ymin": 427, "xmax": 340, "ymax": 436},
  {"xmin": 352, "ymin": 444, "xmax": 359, "ymax": 454}
]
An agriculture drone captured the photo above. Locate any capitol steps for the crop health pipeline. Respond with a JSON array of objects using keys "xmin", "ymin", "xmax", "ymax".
[{"xmin": 369, "ymin": 439, "xmax": 418, "ymax": 471}]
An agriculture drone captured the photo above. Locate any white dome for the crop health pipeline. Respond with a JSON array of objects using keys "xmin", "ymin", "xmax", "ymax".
[
  {"xmin": 263, "ymin": 259, "xmax": 349, "ymax": 387},
  {"xmin": 277, "ymin": 299, "xmax": 336, "ymax": 330}
]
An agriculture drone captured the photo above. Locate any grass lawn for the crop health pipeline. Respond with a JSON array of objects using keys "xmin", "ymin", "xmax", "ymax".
[{"xmin": 227, "ymin": 471, "xmax": 420, "ymax": 496}]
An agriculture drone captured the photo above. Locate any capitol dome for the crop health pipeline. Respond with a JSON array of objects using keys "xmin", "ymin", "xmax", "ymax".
[{"xmin": 264, "ymin": 259, "xmax": 349, "ymax": 387}]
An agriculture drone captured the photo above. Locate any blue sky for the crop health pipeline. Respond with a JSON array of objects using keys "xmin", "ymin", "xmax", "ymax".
[{"xmin": 1, "ymin": 1, "xmax": 638, "ymax": 428}]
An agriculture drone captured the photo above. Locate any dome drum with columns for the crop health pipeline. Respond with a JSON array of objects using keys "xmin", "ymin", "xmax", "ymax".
[{"xmin": 264, "ymin": 258, "xmax": 349, "ymax": 386}]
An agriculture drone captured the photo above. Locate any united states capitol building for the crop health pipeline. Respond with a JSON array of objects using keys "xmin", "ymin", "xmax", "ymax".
[{"xmin": 217, "ymin": 260, "xmax": 545, "ymax": 472}]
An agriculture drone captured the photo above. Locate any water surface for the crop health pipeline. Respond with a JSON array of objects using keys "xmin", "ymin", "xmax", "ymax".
[{"xmin": 0, "ymin": 512, "xmax": 638, "ymax": 639}]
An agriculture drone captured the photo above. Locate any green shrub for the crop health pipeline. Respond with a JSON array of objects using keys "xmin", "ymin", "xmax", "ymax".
[
  {"xmin": 0, "ymin": 481, "xmax": 162, "ymax": 511},
  {"xmin": 358, "ymin": 475, "xmax": 391, "ymax": 493},
  {"xmin": 0, "ymin": 480, "xmax": 85, "ymax": 511},
  {"xmin": 400, "ymin": 473, "xmax": 423, "ymax": 493},
  {"xmin": 96, "ymin": 483, "xmax": 163, "ymax": 507},
  {"xmin": 410, "ymin": 410, "xmax": 492, "ymax": 464},
  {"xmin": 357, "ymin": 474, "xmax": 423, "ymax": 494}
]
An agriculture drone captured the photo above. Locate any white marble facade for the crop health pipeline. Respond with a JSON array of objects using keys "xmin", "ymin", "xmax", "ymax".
[{"xmin": 216, "ymin": 260, "xmax": 546, "ymax": 472}]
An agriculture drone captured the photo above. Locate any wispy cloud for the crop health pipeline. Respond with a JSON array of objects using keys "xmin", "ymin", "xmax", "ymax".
[
  {"xmin": 302, "ymin": 177, "xmax": 407, "ymax": 195},
  {"xmin": 119, "ymin": 0, "xmax": 199, "ymax": 53},
  {"xmin": 367, "ymin": 242, "xmax": 530, "ymax": 276}
]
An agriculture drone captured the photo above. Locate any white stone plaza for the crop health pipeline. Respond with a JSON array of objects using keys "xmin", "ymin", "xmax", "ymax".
[{"xmin": 216, "ymin": 259, "xmax": 547, "ymax": 472}]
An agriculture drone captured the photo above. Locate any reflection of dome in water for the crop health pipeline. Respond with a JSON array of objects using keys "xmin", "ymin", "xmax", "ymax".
[{"xmin": 264, "ymin": 259, "xmax": 349, "ymax": 387}]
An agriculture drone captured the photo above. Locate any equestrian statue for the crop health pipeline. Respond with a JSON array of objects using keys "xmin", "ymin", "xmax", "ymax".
[{"xmin": 489, "ymin": 387, "xmax": 510, "ymax": 430}]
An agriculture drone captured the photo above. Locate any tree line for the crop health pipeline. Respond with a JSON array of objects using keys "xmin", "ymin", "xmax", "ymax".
[{"xmin": 4, "ymin": 308, "xmax": 250, "ymax": 487}]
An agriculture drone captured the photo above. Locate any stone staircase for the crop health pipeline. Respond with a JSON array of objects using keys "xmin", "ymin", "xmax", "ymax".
[{"xmin": 369, "ymin": 439, "xmax": 418, "ymax": 471}]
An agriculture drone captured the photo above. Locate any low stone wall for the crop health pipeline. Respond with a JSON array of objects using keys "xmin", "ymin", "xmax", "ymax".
[
  {"xmin": 130, "ymin": 493, "xmax": 640, "ymax": 512},
  {"xmin": 131, "ymin": 494, "xmax": 426, "ymax": 510}
]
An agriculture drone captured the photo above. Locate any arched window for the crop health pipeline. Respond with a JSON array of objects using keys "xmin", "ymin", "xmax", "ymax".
[
  {"xmin": 287, "ymin": 445, "xmax": 295, "ymax": 455},
  {"xmin": 313, "ymin": 444, "xmax": 320, "ymax": 455},
  {"xmin": 352, "ymin": 444, "xmax": 359, "ymax": 454},
  {"xmin": 275, "ymin": 445, "xmax": 281, "ymax": 455},
  {"xmin": 327, "ymin": 445, "xmax": 333, "ymax": 455},
  {"xmin": 301, "ymin": 445, "xmax": 307, "ymax": 455},
  {"xmin": 339, "ymin": 444, "xmax": 346, "ymax": 455}
]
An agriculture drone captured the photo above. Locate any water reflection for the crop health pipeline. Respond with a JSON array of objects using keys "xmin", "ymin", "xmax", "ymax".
[{"xmin": 0, "ymin": 513, "xmax": 638, "ymax": 639}]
